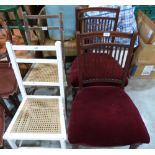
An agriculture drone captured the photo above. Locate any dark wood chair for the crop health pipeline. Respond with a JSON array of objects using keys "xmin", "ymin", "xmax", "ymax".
[
  {"xmin": 70, "ymin": 7, "xmax": 122, "ymax": 88},
  {"xmin": 68, "ymin": 31, "xmax": 150, "ymax": 148},
  {"xmin": 0, "ymin": 18, "xmax": 20, "ymax": 117}
]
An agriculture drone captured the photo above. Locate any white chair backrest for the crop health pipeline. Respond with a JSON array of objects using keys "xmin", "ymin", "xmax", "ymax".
[{"xmin": 6, "ymin": 41, "xmax": 65, "ymax": 100}]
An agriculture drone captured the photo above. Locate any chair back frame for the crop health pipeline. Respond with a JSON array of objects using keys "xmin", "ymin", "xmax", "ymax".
[
  {"xmin": 76, "ymin": 31, "xmax": 137, "ymax": 88},
  {"xmin": 76, "ymin": 7, "xmax": 120, "ymax": 33},
  {"xmin": 6, "ymin": 41, "xmax": 65, "ymax": 101},
  {"xmin": 23, "ymin": 12, "xmax": 65, "ymax": 62}
]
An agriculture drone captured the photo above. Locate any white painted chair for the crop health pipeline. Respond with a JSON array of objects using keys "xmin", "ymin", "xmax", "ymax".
[{"xmin": 3, "ymin": 41, "xmax": 67, "ymax": 148}]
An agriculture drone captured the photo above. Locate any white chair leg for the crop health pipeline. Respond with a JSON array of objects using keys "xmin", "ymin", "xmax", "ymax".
[
  {"xmin": 7, "ymin": 139, "xmax": 18, "ymax": 149},
  {"xmin": 60, "ymin": 139, "xmax": 66, "ymax": 149},
  {"xmin": 19, "ymin": 140, "xmax": 23, "ymax": 147}
]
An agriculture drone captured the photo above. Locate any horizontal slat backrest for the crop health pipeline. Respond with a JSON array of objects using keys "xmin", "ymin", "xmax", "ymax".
[
  {"xmin": 23, "ymin": 12, "xmax": 64, "ymax": 42},
  {"xmin": 23, "ymin": 12, "xmax": 65, "ymax": 63},
  {"xmin": 6, "ymin": 41, "xmax": 64, "ymax": 100},
  {"xmin": 12, "ymin": 45, "xmax": 57, "ymax": 51}
]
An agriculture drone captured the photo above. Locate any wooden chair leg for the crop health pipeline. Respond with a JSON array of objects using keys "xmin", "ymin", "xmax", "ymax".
[
  {"xmin": 0, "ymin": 146, "xmax": 4, "ymax": 149},
  {"xmin": 26, "ymin": 87, "xmax": 37, "ymax": 95},
  {"xmin": 0, "ymin": 142, "xmax": 4, "ymax": 149},
  {"xmin": 72, "ymin": 87, "xmax": 79, "ymax": 99},
  {"xmin": 13, "ymin": 93, "xmax": 20, "ymax": 106},
  {"xmin": 129, "ymin": 143, "xmax": 141, "ymax": 149},
  {"xmin": 0, "ymin": 97, "xmax": 13, "ymax": 117},
  {"xmin": 65, "ymin": 95, "xmax": 68, "ymax": 117},
  {"xmin": 9, "ymin": 94, "xmax": 19, "ymax": 109},
  {"xmin": 72, "ymin": 144, "xmax": 79, "ymax": 149}
]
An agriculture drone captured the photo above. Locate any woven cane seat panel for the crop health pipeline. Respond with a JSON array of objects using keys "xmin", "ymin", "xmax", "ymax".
[
  {"xmin": 11, "ymin": 98, "xmax": 61, "ymax": 134},
  {"xmin": 25, "ymin": 64, "xmax": 58, "ymax": 82}
]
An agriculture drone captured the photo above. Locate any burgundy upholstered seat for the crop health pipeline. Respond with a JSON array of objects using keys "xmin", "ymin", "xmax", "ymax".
[
  {"xmin": 70, "ymin": 53, "xmax": 128, "ymax": 87},
  {"xmin": 0, "ymin": 104, "xmax": 5, "ymax": 147},
  {"xmin": 0, "ymin": 63, "xmax": 17, "ymax": 97},
  {"xmin": 68, "ymin": 86, "xmax": 150, "ymax": 147}
]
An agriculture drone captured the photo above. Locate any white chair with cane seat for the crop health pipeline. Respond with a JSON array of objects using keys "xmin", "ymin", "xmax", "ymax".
[
  {"xmin": 3, "ymin": 41, "xmax": 67, "ymax": 148},
  {"xmin": 23, "ymin": 12, "xmax": 68, "ymax": 113}
]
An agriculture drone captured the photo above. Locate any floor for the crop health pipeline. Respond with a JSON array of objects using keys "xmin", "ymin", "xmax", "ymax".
[
  {"xmin": 3, "ymin": 78, "xmax": 155, "ymax": 149},
  {"xmin": 124, "ymin": 78, "xmax": 155, "ymax": 149}
]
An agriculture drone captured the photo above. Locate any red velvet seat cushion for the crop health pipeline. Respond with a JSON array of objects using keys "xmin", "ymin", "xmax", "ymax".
[
  {"xmin": 68, "ymin": 86, "xmax": 150, "ymax": 147},
  {"xmin": 0, "ymin": 104, "xmax": 5, "ymax": 147},
  {"xmin": 70, "ymin": 54, "xmax": 128, "ymax": 87},
  {"xmin": 0, "ymin": 63, "xmax": 17, "ymax": 97}
]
